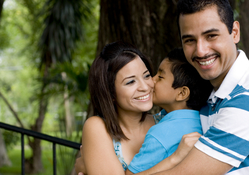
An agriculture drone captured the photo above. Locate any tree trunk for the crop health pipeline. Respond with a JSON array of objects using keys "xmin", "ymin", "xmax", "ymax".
[
  {"xmin": 0, "ymin": 129, "xmax": 11, "ymax": 167},
  {"xmin": 97, "ymin": 0, "xmax": 181, "ymax": 74},
  {"xmin": 237, "ymin": 0, "xmax": 249, "ymax": 56},
  {"xmin": 0, "ymin": 91, "xmax": 24, "ymax": 128},
  {"xmin": 26, "ymin": 84, "xmax": 48, "ymax": 174},
  {"xmin": 228, "ymin": 0, "xmax": 249, "ymax": 56},
  {"xmin": 0, "ymin": 0, "xmax": 4, "ymax": 21},
  {"xmin": 62, "ymin": 72, "xmax": 73, "ymax": 136}
]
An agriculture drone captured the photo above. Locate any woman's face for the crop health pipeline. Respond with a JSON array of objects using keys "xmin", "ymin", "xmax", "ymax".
[{"xmin": 114, "ymin": 56, "xmax": 154, "ymax": 115}]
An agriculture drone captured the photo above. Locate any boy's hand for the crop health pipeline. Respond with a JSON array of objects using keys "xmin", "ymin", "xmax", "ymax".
[{"xmin": 173, "ymin": 132, "xmax": 201, "ymax": 162}]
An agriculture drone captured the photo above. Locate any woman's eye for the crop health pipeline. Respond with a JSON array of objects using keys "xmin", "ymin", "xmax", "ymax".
[
  {"xmin": 144, "ymin": 73, "xmax": 151, "ymax": 79},
  {"xmin": 125, "ymin": 80, "xmax": 135, "ymax": 85}
]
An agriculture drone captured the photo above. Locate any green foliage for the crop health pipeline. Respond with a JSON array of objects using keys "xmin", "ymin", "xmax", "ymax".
[
  {"xmin": 0, "ymin": 0, "xmax": 99, "ymax": 127},
  {"xmin": 0, "ymin": 25, "xmax": 10, "ymax": 49},
  {"xmin": 39, "ymin": 0, "xmax": 94, "ymax": 68},
  {"xmin": 0, "ymin": 0, "xmax": 99, "ymax": 172},
  {"xmin": 2, "ymin": 130, "xmax": 20, "ymax": 150},
  {"xmin": 0, "ymin": 144, "xmax": 75, "ymax": 175}
]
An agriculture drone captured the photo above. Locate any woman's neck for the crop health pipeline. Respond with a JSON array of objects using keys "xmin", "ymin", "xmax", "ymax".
[{"xmin": 118, "ymin": 111, "xmax": 144, "ymax": 134}]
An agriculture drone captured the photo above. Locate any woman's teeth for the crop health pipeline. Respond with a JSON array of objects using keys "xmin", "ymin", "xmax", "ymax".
[{"xmin": 137, "ymin": 94, "xmax": 149, "ymax": 100}]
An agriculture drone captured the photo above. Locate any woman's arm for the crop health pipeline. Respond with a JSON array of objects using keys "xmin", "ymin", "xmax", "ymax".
[
  {"xmin": 125, "ymin": 132, "xmax": 202, "ymax": 175},
  {"xmin": 82, "ymin": 116, "xmax": 125, "ymax": 175}
]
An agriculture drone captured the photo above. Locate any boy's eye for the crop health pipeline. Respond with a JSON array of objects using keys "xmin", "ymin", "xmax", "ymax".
[
  {"xmin": 125, "ymin": 80, "xmax": 135, "ymax": 85},
  {"xmin": 183, "ymin": 38, "xmax": 194, "ymax": 44}
]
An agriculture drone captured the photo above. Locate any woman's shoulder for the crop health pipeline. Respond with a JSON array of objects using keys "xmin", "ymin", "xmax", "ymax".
[
  {"xmin": 83, "ymin": 116, "xmax": 106, "ymax": 131},
  {"xmin": 83, "ymin": 116, "xmax": 110, "ymax": 138},
  {"xmin": 85, "ymin": 115, "xmax": 105, "ymax": 125}
]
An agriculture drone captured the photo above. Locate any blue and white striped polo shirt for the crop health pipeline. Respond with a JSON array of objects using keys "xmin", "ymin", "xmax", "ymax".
[{"xmin": 195, "ymin": 50, "xmax": 249, "ymax": 175}]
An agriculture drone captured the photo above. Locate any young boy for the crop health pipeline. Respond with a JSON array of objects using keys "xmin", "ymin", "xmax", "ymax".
[{"xmin": 126, "ymin": 48, "xmax": 212, "ymax": 174}]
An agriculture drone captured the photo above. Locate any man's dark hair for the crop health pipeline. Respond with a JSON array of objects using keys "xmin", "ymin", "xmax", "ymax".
[
  {"xmin": 166, "ymin": 48, "xmax": 212, "ymax": 110},
  {"xmin": 177, "ymin": 0, "xmax": 234, "ymax": 34}
]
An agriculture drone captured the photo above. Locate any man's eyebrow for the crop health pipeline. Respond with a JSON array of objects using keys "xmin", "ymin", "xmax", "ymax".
[
  {"xmin": 202, "ymin": 28, "xmax": 219, "ymax": 35},
  {"xmin": 181, "ymin": 28, "xmax": 220, "ymax": 40}
]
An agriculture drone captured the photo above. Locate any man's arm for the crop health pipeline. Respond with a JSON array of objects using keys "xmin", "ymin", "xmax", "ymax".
[{"xmin": 152, "ymin": 147, "xmax": 232, "ymax": 175}]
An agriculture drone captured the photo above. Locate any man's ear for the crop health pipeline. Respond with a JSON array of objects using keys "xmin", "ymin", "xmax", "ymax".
[
  {"xmin": 232, "ymin": 21, "xmax": 240, "ymax": 44},
  {"xmin": 176, "ymin": 86, "xmax": 190, "ymax": 101}
]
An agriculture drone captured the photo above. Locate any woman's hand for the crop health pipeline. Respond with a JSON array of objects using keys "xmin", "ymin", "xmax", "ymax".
[{"xmin": 75, "ymin": 145, "xmax": 86, "ymax": 175}]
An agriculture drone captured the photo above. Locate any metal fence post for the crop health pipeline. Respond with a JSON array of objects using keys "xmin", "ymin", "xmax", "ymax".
[{"xmin": 21, "ymin": 133, "xmax": 25, "ymax": 175}]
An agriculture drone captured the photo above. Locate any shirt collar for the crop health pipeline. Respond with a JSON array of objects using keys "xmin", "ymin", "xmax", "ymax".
[
  {"xmin": 159, "ymin": 109, "xmax": 199, "ymax": 122},
  {"xmin": 210, "ymin": 50, "xmax": 249, "ymax": 101}
]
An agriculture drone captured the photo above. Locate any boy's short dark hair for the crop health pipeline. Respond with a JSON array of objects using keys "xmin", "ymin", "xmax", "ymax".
[
  {"xmin": 177, "ymin": 0, "xmax": 234, "ymax": 34},
  {"xmin": 167, "ymin": 48, "xmax": 212, "ymax": 110}
]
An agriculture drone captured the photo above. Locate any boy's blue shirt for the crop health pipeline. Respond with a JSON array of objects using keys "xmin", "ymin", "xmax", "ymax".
[{"xmin": 128, "ymin": 109, "xmax": 203, "ymax": 173}]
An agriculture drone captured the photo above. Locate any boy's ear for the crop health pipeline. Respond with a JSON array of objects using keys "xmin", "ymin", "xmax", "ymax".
[{"xmin": 176, "ymin": 86, "xmax": 190, "ymax": 101}]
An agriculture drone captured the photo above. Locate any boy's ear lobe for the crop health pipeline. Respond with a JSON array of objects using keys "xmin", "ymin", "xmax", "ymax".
[{"xmin": 176, "ymin": 86, "xmax": 190, "ymax": 101}]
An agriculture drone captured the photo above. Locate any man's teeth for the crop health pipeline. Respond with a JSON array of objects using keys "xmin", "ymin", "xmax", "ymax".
[
  {"xmin": 199, "ymin": 58, "xmax": 215, "ymax": 66},
  {"xmin": 137, "ymin": 94, "xmax": 149, "ymax": 100}
]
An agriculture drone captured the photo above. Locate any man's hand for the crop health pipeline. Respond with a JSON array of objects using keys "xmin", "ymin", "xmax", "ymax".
[{"xmin": 75, "ymin": 145, "xmax": 86, "ymax": 175}]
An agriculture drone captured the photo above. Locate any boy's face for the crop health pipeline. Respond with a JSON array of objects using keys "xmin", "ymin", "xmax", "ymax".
[
  {"xmin": 153, "ymin": 58, "xmax": 180, "ymax": 112},
  {"xmin": 179, "ymin": 5, "xmax": 240, "ymax": 90}
]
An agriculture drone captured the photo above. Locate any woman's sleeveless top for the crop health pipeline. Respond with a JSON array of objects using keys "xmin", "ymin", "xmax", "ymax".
[{"xmin": 113, "ymin": 114, "xmax": 162, "ymax": 171}]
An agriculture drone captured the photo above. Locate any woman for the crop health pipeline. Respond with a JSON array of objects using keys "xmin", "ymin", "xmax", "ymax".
[{"xmin": 81, "ymin": 41, "xmax": 155, "ymax": 174}]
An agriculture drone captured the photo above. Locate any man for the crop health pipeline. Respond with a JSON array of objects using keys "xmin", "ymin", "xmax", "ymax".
[{"xmin": 153, "ymin": 0, "xmax": 249, "ymax": 174}]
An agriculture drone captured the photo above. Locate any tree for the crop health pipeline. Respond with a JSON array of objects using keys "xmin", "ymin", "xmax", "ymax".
[
  {"xmin": 97, "ymin": 0, "xmax": 181, "ymax": 74},
  {"xmin": 0, "ymin": 0, "xmax": 4, "ymax": 20},
  {"xmin": 236, "ymin": 1, "xmax": 249, "ymax": 56},
  {"xmin": 0, "ymin": 129, "xmax": 11, "ymax": 167},
  {"xmin": 23, "ymin": 0, "xmax": 92, "ymax": 173}
]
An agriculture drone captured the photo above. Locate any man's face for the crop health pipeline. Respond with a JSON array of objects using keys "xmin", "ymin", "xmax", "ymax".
[{"xmin": 179, "ymin": 5, "xmax": 240, "ymax": 90}]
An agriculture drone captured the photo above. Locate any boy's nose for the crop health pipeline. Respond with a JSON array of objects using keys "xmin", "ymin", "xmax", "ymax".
[{"xmin": 152, "ymin": 75, "xmax": 157, "ymax": 83}]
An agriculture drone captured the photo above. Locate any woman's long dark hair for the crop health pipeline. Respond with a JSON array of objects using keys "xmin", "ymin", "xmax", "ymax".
[{"xmin": 89, "ymin": 41, "xmax": 153, "ymax": 140}]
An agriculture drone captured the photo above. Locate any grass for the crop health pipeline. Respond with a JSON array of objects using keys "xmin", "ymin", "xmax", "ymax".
[{"xmin": 0, "ymin": 141, "xmax": 78, "ymax": 175}]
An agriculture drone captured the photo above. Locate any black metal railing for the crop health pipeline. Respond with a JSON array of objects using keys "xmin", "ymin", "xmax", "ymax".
[{"xmin": 0, "ymin": 122, "xmax": 81, "ymax": 175}]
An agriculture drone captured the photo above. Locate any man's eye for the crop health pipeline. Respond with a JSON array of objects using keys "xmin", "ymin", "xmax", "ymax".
[
  {"xmin": 208, "ymin": 34, "xmax": 217, "ymax": 39},
  {"xmin": 158, "ymin": 76, "xmax": 163, "ymax": 79}
]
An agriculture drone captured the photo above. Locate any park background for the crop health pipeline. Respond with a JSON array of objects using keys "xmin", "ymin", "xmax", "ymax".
[{"xmin": 0, "ymin": 0, "xmax": 248, "ymax": 174}]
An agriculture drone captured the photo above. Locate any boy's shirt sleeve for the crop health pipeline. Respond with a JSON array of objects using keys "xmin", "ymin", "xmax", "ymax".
[{"xmin": 128, "ymin": 133, "xmax": 168, "ymax": 173}]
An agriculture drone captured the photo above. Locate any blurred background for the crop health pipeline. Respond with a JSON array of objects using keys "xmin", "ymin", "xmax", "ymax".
[{"xmin": 0, "ymin": 0, "xmax": 248, "ymax": 174}]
